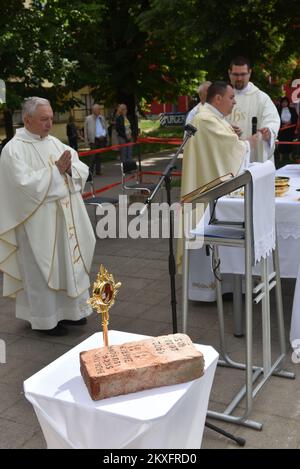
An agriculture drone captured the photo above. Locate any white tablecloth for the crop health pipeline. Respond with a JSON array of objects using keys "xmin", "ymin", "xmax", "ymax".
[
  {"xmin": 24, "ymin": 330, "xmax": 218, "ymax": 449},
  {"xmin": 188, "ymin": 165, "xmax": 300, "ymax": 347},
  {"xmin": 246, "ymin": 161, "xmax": 275, "ymax": 264}
]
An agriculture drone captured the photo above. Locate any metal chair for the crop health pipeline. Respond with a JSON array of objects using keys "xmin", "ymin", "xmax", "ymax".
[
  {"xmin": 121, "ymin": 160, "xmax": 157, "ymax": 196},
  {"xmin": 84, "ymin": 171, "xmax": 118, "ymax": 230},
  {"xmin": 182, "ymin": 170, "xmax": 294, "ymax": 430}
]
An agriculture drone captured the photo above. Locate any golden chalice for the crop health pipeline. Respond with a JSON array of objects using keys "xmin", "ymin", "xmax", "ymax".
[{"xmin": 87, "ymin": 265, "xmax": 121, "ymax": 347}]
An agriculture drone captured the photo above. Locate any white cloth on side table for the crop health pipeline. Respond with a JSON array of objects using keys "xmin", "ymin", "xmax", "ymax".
[
  {"xmin": 24, "ymin": 330, "xmax": 219, "ymax": 449},
  {"xmin": 247, "ymin": 161, "xmax": 275, "ymax": 264},
  {"xmin": 189, "ymin": 160, "xmax": 276, "ymax": 271}
]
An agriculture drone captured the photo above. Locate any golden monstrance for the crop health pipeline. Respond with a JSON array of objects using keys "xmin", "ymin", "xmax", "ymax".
[{"xmin": 87, "ymin": 265, "xmax": 121, "ymax": 347}]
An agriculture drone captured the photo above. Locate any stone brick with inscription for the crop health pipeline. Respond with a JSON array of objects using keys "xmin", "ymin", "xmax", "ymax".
[{"xmin": 80, "ymin": 333, "xmax": 204, "ymax": 400}]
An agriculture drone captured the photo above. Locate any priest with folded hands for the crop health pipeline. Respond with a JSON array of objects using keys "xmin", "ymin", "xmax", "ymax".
[{"xmin": 0, "ymin": 97, "xmax": 96, "ymax": 336}]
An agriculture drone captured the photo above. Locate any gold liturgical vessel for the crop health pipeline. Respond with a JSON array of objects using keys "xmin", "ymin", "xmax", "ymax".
[{"xmin": 87, "ymin": 265, "xmax": 121, "ymax": 347}]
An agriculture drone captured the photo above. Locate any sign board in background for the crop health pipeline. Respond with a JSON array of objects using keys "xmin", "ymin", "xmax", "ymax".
[{"xmin": 160, "ymin": 112, "xmax": 186, "ymax": 127}]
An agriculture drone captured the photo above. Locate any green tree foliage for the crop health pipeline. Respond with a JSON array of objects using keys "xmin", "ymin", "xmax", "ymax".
[
  {"xmin": 1, "ymin": 0, "xmax": 299, "ymax": 140},
  {"xmin": 31, "ymin": 0, "xmax": 204, "ymax": 132},
  {"xmin": 138, "ymin": 0, "xmax": 300, "ymax": 97},
  {"xmin": 0, "ymin": 0, "xmax": 80, "ymax": 136},
  {"xmin": 0, "ymin": 1, "xmax": 77, "ymax": 107},
  {"xmin": 22, "ymin": 0, "xmax": 205, "ymax": 135}
]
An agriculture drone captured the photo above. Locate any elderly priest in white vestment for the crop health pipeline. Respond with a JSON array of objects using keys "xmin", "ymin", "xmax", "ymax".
[
  {"xmin": 177, "ymin": 81, "xmax": 258, "ymax": 267},
  {"xmin": 0, "ymin": 97, "xmax": 96, "ymax": 336}
]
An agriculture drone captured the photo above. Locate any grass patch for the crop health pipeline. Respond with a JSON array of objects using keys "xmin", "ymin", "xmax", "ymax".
[
  {"xmin": 79, "ymin": 119, "xmax": 184, "ymax": 165},
  {"xmin": 138, "ymin": 119, "xmax": 183, "ymax": 155}
]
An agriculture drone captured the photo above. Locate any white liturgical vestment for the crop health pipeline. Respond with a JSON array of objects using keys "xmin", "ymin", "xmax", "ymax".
[
  {"xmin": 228, "ymin": 82, "xmax": 280, "ymax": 162},
  {"xmin": 182, "ymin": 104, "xmax": 249, "ymax": 204},
  {"xmin": 177, "ymin": 104, "xmax": 249, "ymax": 268},
  {"xmin": 0, "ymin": 128, "xmax": 96, "ymax": 329}
]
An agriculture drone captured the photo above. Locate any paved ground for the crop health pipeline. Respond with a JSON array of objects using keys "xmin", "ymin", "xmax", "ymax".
[{"xmin": 0, "ymin": 149, "xmax": 299, "ymax": 449}]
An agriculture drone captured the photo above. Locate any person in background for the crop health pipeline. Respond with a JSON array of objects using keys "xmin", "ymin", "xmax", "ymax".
[
  {"xmin": 295, "ymin": 105, "xmax": 300, "ymax": 160},
  {"xmin": 84, "ymin": 104, "xmax": 108, "ymax": 175},
  {"xmin": 277, "ymin": 96, "xmax": 298, "ymax": 161},
  {"xmin": 227, "ymin": 56, "xmax": 280, "ymax": 162},
  {"xmin": 185, "ymin": 81, "xmax": 212, "ymax": 124},
  {"xmin": 115, "ymin": 103, "xmax": 133, "ymax": 162},
  {"xmin": 0, "ymin": 97, "xmax": 96, "ymax": 336},
  {"xmin": 108, "ymin": 107, "xmax": 119, "ymax": 148},
  {"xmin": 66, "ymin": 115, "xmax": 79, "ymax": 151},
  {"xmin": 0, "ymin": 137, "xmax": 10, "ymax": 155}
]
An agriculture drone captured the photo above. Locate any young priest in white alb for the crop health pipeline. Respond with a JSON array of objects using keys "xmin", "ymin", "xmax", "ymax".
[{"xmin": 228, "ymin": 56, "xmax": 280, "ymax": 162}]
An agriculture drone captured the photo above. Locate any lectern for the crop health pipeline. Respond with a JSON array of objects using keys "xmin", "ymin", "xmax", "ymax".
[{"xmin": 182, "ymin": 169, "xmax": 294, "ymax": 430}]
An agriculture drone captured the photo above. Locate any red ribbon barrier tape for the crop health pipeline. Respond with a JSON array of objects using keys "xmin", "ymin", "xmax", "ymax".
[
  {"xmin": 276, "ymin": 141, "xmax": 300, "ymax": 145},
  {"xmin": 78, "ymin": 137, "xmax": 183, "ymax": 157},
  {"xmin": 82, "ymin": 175, "xmax": 135, "ymax": 199},
  {"xmin": 279, "ymin": 123, "xmax": 297, "ymax": 132},
  {"xmin": 79, "ymin": 142, "xmax": 135, "ymax": 157},
  {"xmin": 137, "ymin": 137, "xmax": 183, "ymax": 145},
  {"xmin": 142, "ymin": 170, "xmax": 182, "ymax": 177}
]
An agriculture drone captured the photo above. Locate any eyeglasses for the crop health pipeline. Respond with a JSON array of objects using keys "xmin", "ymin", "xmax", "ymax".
[{"xmin": 230, "ymin": 72, "xmax": 250, "ymax": 77}]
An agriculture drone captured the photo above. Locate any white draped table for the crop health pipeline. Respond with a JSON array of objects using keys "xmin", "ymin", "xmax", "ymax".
[
  {"xmin": 24, "ymin": 330, "xmax": 218, "ymax": 449},
  {"xmin": 188, "ymin": 164, "xmax": 300, "ymax": 347}
]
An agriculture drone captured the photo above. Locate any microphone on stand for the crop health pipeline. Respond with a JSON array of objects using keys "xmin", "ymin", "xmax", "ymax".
[
  {"xmin": 184, "ymin": 123, "xmax": 197, "ymax": 136},
  {"xmin": 251, "ymin": 117, "xmax": 258, "ymax": 162},
  {"xmin": 139, "ymin": 124, "xmax": 197, "ymax": 217},
  {"xmin": 252, "ymin": 116, "xmax": 257, "ymax": 135}
]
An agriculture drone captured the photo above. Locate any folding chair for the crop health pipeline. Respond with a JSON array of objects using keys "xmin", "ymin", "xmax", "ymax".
[
  {"xmin": 84, "ymin": 171, "xmax": 118, "ymax": 230},
  {"xmin": 121, "ymin": 160, "xmax": 157, "ymax": 195}
]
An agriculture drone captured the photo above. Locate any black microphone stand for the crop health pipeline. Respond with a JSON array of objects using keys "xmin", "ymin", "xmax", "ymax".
[{"xmin": 140, "ymin": 124, "xmax": 197, "ymax": 333}]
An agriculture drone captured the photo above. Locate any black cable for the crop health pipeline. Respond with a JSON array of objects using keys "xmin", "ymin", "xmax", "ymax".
[
  {"xmin": 205, "ymin": 421, "xmax": 246, "ymax": 447},
  {"xmin": 207, "ymin": 245, "xmax": 222, "ymax": 282}
]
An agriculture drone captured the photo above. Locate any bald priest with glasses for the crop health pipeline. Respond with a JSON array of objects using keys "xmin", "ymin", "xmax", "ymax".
[{"xmin": 228, "ymin": 56, "xmax": 280, "ymax": 163}]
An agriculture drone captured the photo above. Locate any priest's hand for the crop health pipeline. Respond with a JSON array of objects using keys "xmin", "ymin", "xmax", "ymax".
[
  {"xmin": 247, "ymin": 133, "xmax": 259, "ymax": 149},
  {"xmin": 259, "ymin": 127, "xmax": 271, "ymax": 142},
  {"xmin": 232, "ymin": 125, "xmax": 243, "ymax": 138},
  {"xmin": 56, "ymin": 150, "xmax": 72, "ymax": 175}
]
